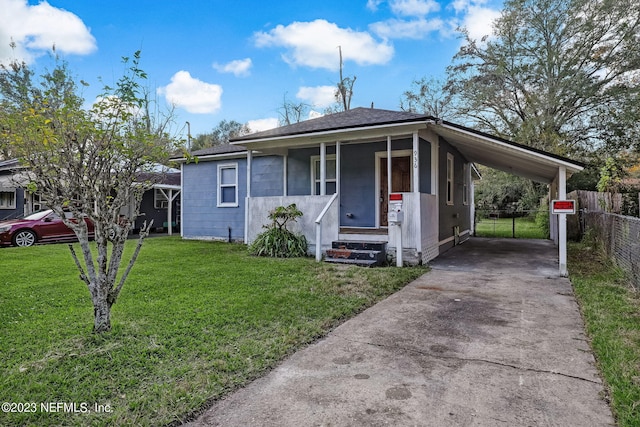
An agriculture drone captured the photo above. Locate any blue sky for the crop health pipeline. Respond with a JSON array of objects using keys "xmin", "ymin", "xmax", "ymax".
[{"xmin": 0, "ymin": 0, "xmax": 502, "ymax": 138}]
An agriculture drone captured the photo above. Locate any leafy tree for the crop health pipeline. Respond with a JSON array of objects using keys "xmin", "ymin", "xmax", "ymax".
[
  {"xmin": 190, "ymin": 119, "xmax": 250, "ymax": 151},
  {"xmin": 474, "ymin": 166, "xmax": 544, "ymax": 212},
  {"xmin": 0, "ymin": 51, "xmax": 180, "ymax": 333},
  {"xmin": 447, "ymin": 0, "xmax": 640, "ymax": 156}
]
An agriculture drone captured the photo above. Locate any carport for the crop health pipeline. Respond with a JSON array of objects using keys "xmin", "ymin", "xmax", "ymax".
[{"xmin": 430, "ymin": 121, "xmax": 584, "ymax": 276}]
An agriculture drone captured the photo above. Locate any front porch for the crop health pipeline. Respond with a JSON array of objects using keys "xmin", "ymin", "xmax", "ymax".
[{"xmin": 245, "ymin": 192, "xmax": 439, "ymax": 266}]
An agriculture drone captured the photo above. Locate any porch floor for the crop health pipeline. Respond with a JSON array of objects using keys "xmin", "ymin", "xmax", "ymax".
[{"xmin": 338, "ymin": 227, "xmax": 388, "ymax": 243}]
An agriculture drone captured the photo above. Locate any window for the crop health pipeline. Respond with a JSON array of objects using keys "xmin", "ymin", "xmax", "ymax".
[
  {"xmin": 154, "ymin": 188, "xmax": 168, "ymax": 209},
  {"xmin": 463, "ymin": 164, "xmax": 469, "ymax": 205},
  {"xmin": 311, "ymin": 155, "xmax": 337, "ymax": 195},
  {"xmin": 217, "ymin": 163, "xmax": 238, "ymax": 207},
  {"xmin": 0, "ymin": 190, "xmax": 16, "ymax": 209},
  {"xmin": 446, "ymin": 153, "xmax": 454, "ymax": 205}
]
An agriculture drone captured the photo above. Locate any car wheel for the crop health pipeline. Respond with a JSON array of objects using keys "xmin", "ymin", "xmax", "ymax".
[{"xmin": 13, "ymin": 230, "xmax": 37, "ymax": 247}]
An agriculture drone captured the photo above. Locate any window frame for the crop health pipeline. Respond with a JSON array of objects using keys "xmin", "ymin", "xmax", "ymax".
[
  {"xmin": 217, "ymin": 163, "xmax": 239, "ymax": 207},
  {"xmin": 446, "ymin": 153, "xmax": 454, "ymax": 205},
  {"xmin": 154, "ymin": 188, "xmax": 169, "ymax": 209},
  {"xmin": 0, "ymin": 189, "xmax": 16, "ymax": 210},
  {"xmin": 310, "ymin": 155, "xmax": 337, "ymax": 195},
  {"xmin": 463, "ymin": 163, "xmax": 469, "ymax": 206}
]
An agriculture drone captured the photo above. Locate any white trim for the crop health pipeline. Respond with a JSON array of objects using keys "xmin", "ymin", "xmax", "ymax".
[
  {"xmin": 446, "ymin": 153, "xmax": 454, "ymax": 205},
  {"xmin": 217, "ymin": 163, "xmax": 239, "ymax": 207},
  {"xmin": 412, "ymin": 131, "xmax": 419, "ymax": 194},
  {"xmin": 463, "ymin": 163, "xmax": 469, "ymax": 205},
  {"xmin": 180, "ymin": 163, "xmax": 184, "ymax": 237},
  {"xmin": 231, "ymin": 121, "xmax": 430, "ymax": 149},
  {"xmin": 154, "ymin": 188, "xmax": 169, "ymax": 209},
  {"xmin": 436, "ymin": 123, "xmax": 583, "ymax": 172},
  {"xmin": 374, "ymin": 149, "xmax": 413, "ymax": 228},
  {"xmin": 0, "ymin": 188, "xmax": 17, "ymax": 210},
  {"xmin": 439, "ymin": 235, "xmax": 455, "ymax": 245},
  {"xmin": 310, "ymin": 154, "xmax": 337, "ymax": 195}
]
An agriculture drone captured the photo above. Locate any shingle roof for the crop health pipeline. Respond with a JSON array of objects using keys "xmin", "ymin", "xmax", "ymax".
[
  {"xmin": 231, "ymin": 107, "xmax": 433, "ymax": 142},
  {"xmin": 188, "ymin": 144, "xmax": 247, "ymax": 157}
]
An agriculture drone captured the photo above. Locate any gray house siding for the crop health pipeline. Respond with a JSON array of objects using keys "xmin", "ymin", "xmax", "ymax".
[
  {"xmin": 251, "ymin": 156, "xmax": 284, "ymax": 197},
  {"xmin": 286, "ymin": 139, "xmax": 431, "ymax": 228},
  {"xmin": 182, "ymin": 155, "xmax": 282, "ymax": 241},
  {"xmin": 134, "ymin": 191, "xmax": 180, "ymax": 232},
  {"xmin": 438, "ymin": 137, "xmax": 472, "ymax": 252},
  {"xmin": 182, "ymin": 159, "xmax": 246, "ymax": 241}
]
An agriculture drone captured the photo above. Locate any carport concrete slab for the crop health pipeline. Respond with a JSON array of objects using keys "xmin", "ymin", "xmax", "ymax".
[{"xmin": 185, "ymin": 238, "xmax": 613, "ymax": 426}]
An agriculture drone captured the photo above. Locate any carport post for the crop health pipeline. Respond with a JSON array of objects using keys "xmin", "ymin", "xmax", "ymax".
[{"xmin": 558, "ymin": 166, "xmax": 568, "ymax": 277}]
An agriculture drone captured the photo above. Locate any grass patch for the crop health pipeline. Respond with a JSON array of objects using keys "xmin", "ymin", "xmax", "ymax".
[
  {"xmin": 0, "ymin": 237, "xmax": 427, "ymax": 426},
  {"xmin": 569, "ymin": 242, "xmax": 640, "ymax": 426},
  {"xmin": 475, "ymin": 215, "xmax": 547, "ymax": 239}
]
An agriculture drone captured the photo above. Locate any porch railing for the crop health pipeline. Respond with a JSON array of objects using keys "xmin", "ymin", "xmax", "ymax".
[{"xmin": 315, "ymin": 192, "xmax": 339, "ymax": 262}]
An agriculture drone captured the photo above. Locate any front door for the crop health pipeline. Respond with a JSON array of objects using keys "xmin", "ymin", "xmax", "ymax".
[{"xmin": 380, "ymin": 156, "xmax": 411, "ymax": 226}]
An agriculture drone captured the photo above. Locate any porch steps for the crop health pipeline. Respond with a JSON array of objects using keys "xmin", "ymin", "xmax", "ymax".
[{"xmin": 325, "ymin": 241, "xmax": 387, "ymax": 267}]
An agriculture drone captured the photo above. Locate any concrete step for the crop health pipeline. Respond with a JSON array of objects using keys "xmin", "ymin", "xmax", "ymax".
[
  {"xmin": 323, "ymin": 257, "xmax": 379, "ymax": 267},
  {"xmin": 331, "ymin": 241, "xmax": 387, "ymax": 252},
  {"xmin": 325, "ymin": 241, "xmax": 387, "ymax": 267}
]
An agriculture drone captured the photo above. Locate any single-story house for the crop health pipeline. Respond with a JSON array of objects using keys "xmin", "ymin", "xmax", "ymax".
[{"xmin": 175, "ymin": 108, "xmax": 583, "ymax": 273}]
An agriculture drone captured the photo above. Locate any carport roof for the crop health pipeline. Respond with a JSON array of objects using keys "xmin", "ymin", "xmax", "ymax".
[{"xmin": 230, "ymin": 107, "xmax": 584, "ymax": 184}]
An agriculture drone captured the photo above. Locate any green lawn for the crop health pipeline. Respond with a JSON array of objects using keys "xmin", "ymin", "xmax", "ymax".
[
  {"xmin": 475, "ymin": 215, "xmax": 548, "ymax": 239},
  {"xmin": 569, "ymin": 242, "xmax": 640, "ymax": 426},
  {"xmin": 0, "ymin": 237, "xmax": 427, "ymax": 426}
]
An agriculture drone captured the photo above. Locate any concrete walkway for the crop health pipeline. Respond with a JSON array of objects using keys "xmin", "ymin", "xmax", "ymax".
[{"xmin": 185, "ymin": 238, "xmax": 614, "ymax": 426}]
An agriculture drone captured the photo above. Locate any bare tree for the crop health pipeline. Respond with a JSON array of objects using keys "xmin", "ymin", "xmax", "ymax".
[
  {"xmin": 334, "ymin": 46, "xmax": 356, "ymax": 112},
  {"xmin": 278, "ymin": 93, "xmax": 310, "ymax": 126},
  {"xmin": 0, "ymin": 51, "xmax": 180, "ymax": 333}
]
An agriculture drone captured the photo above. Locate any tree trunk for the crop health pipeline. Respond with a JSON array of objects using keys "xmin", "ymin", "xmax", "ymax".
[{"xmin": 93, "ymin": 299, "xmax": 112, "ymax": 333}]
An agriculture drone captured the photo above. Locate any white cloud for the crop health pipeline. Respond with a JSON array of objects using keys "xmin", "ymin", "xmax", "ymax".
[
  {"xmin": 212, "ymin": 58, "xmax": 252, "ymax": 77},
  {"xmin": 157, "ymin": 71, "xmax": 223, "ymax": 114},
  {"xmin": 296, "ymin": 85, "xmax": 336, "ymax": 108},
  {"xmin": 460, "ymin": 5, "xmax": 500, "ymax": 42},
  {"xmin": 366, "ymin": 0, "xmax": 384, "ymax": 11},
  {"xmin": 308, "ymin": 110, "xmax": 325, "ymax": 119},
  {"xmin": 247, "ymin": 117, "xmax": 279, "ymax": 132},
  {"xmin": 254, "ymin": 19, "xmax": 394, "ymax": 70},
  {"xmin": 370, "ymin": 17, "xmax": 444, "ymax": 39},
  {"xmin": 0, "ymin": 0, "xmax": 96, "ymax": 65},
  {"xmin": 390, "ymin": 0, "xmax": 440, "ymax": 17}
]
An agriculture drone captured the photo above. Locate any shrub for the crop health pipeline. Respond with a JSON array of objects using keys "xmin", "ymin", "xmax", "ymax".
[{"xmin": 249, "ymin": 204, "xmax": 308, "ymax": 257}]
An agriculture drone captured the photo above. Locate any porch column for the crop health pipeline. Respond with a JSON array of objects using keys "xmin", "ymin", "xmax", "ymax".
[
  {"xmin": 387, "ymin": 136, "xmax": 392, "ymax": 194},
  {"xmin": 167, "ymin": 189, "xmax": 173, "ymax": 236},
  {"xmin": 245, "ymin": 150, "xmax": 252, "ymax": 243},
  {"xmin": 320, "ymin": 142, "xmax": 326, "ymax": 196},
  {"xmin": 558, "ymin": 166, "xmax": 568, "ymax": 277},
  {"xmin": 412, "ymin": 131, "xmax": 419, "ymax": 194},
  {"xmin": 336, "ymin": 141, "xmax": 341, "ymax": 195},
  {"xmin": 180, "ymin": 163, "xmax": 184, "ymax": 237}
]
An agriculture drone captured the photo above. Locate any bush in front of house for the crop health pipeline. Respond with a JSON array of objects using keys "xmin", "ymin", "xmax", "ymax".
[{"xmin": 249, "ymin": 204, "xmax": 308, "ymax": 257}]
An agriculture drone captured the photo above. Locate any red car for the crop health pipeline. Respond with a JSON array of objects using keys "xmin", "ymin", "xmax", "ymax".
[{"xmin": 0, "ymin": 209, "xmax": 94, "ymax": 247}]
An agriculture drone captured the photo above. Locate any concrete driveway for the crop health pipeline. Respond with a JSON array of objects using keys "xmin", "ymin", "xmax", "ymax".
[{"xmin": 185, "ymin": 238, "xmax": 613, "ymax": 426}]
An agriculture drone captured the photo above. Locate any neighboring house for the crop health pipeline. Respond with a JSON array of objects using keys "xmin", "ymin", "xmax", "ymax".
[
  {"xmin": 0, "ymin": 158, "xmax": 181, "ymax": 233},
  {"xmin": 126, "ymin": 171, "xmax": 181, "ymax": 234},
  {"xmin": 0, "ymin": 159, "xmax": 42, "ymax": 220},
  {"xmin": 175, "ymin": 108, "xmax": 583, "ymax": 267}
]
